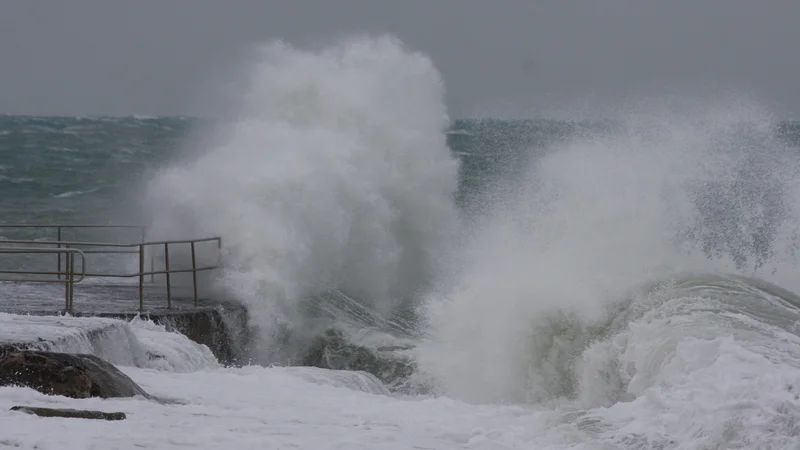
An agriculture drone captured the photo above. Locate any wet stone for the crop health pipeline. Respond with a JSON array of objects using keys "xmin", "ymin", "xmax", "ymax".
[
  {"xmin": 10, "ymin": 405, "xmax": 126, "ymax": 421},
  {"xmin": 0, "ymin": 349, "xmax": 150, "ymax": 399}
]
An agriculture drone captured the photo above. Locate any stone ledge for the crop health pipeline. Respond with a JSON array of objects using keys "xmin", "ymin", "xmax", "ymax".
[{"xmin": 10, "ymin": 406, "xmax": 126, "ymax": 420}]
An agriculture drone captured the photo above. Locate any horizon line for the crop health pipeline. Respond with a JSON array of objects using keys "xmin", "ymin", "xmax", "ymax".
[{"xmin": 2, "ymin": 113, "xmax": 799, "ymax": 125}]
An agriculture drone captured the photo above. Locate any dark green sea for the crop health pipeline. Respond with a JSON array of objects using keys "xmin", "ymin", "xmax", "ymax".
[{"xmin": 2, "ymin": 115, "xmax": 798, "ymax": 228}]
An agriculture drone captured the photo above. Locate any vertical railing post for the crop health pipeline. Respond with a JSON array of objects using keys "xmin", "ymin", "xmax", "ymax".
[
  {"xmin": 164, "ymin": 242, "xmax": 171, "ymax": 309},
  {"xmin": 138, "ymin": 244, "xmax": 144, "ymax": 312},
  {"xmin": 143, "ymin": 226, "xmax": 154, "ymax": 283},
  {"xmin": 63, "ymin": 246, "xmax": 71, "ymax": 312},
  {"xmin": 191, "ymin": 241, "xmax": 198, "ymax": 307},
  {"xmin": 57, "ymin": 226, "xmax": 62, "ymax": 280},
  {"xmin": 68, "ymin": 250, "xmax": 75, "ymax": 313}
]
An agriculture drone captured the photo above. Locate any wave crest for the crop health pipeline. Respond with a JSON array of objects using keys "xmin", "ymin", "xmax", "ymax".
[{"xmin": 143, "ymin": 35, "xmax": 461, "ymax": 361}]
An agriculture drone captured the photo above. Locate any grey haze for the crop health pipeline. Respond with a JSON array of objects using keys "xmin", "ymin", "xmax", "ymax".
[{"xmin": 1, "ymin": 0, "xmax": 799, "ymax": 119}]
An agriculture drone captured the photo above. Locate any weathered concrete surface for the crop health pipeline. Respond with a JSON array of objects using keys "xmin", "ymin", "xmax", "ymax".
[{"xmin": 0, "ymin": 350, "xmax": 150, "ymax": 399}]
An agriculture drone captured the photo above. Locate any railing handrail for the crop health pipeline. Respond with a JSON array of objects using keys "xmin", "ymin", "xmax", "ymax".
[
  {"xmin": 0, "ymin": 237, "xmax": 221, "ymax": 248},
  {"xmin": 0, "ymin": 247, "xmax": 87, "ymax": 313},
  {"xmin": 0, "ymin": 247, "xmax": 87, "ymax": 283},
  {"xmin": 0, "ymin": 224, "xmax": 151, "ymax": 282},
  {"xmin": 0, "ymin": 224, "xmax": 147, "ymax": 229},
  {"xmin": 0, "ymin": 231, "xmax": 223, "ymax": 313}
]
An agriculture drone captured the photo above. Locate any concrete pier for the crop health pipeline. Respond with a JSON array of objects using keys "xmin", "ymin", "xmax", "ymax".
[
  {"xmin": 0, "ymin": 313, "xmax": 123, "ymax": 352},
  {"xmin": 0, "ymin": 226, "xmax": 250, "ymax": 365},
  {"xmin": 0, "ymin": 282, "xmax": 251, "ymax": 366}
]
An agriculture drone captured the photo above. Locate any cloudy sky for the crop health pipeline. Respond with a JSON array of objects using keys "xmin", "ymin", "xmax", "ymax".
[{"xmin": 2, "ymin": 0, "xmax": 799, "ymax": 119}]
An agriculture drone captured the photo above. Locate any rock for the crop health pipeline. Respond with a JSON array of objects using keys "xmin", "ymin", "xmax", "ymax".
[
  {"xmin": 10, "ymin": 406, "xmax": 126, "ymax": 421},
  {"xmin": 0, "ymin": 350, "xmax": 150, "ymax": 399},
  {"xmin": 301, "ymin": 328, "xmax": 417, "ymax": 391}
]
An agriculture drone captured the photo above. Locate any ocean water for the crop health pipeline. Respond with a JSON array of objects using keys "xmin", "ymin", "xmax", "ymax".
[{"xmin": 3, "ymin": 35, "xmax": 800, "ymax": 448}]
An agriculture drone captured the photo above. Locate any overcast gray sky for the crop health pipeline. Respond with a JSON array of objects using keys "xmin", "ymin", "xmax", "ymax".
[{"xmin": 2, "ymin": 0, "xmax": 799, "ymax": 119}]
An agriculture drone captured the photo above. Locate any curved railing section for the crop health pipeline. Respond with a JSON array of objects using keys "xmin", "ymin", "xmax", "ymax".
[
  {"xmin": 0, "ymin": 247, "xmax": 86, "ymax": 312},
  {"xmin": 0, "ymin": 225, "xmax": 222, "ymax": 313},
  {"xmin": 0, "ymin": 224, "xmax": 147, "ymax": 278}
]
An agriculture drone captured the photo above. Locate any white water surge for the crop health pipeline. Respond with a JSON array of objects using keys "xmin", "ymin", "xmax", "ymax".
[
  {"xmin": 415, "ymin": 102, "xmax": 800, "ymax": 447},
  {"xmin": 142, "ymin": 36, "xmax": 461, "ymax": 359}
]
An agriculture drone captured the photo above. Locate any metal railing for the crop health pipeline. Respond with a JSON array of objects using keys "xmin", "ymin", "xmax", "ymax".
[
  {"xmin": 0, "ymin": 247, "xmax": 86, "ymax": 312},
  {"xmin": 0, "ymin": 226, "xmax": 222, "ymax": 313},
  {"xmin": 0, "ymin": 224, "xmax": 150, "ymax": 281}
]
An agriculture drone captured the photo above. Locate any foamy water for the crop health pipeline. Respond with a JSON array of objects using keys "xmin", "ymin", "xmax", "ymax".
[
  {"xmin": 1, "ymin": 362, "xmax": 531, "ymax": 450},
  {"xmin": 2, "ymin": 280, "xmax": 798, "ymax": 449}
]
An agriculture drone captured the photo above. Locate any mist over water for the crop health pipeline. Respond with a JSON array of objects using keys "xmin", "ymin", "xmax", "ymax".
[{"xmin": 416, "ymin": 101, "xmax": 800, "ymax": 403}]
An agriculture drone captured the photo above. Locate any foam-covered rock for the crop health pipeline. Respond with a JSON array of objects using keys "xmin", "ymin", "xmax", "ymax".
[{"xmin": 302, "ymin": 327, "xmax": 416, "ymax": 391}]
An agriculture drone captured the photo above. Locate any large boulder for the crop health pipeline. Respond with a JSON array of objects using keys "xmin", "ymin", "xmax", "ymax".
[{"xmin": 0, "ymin": 349, "xmax": 150, "ymax": 399}]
